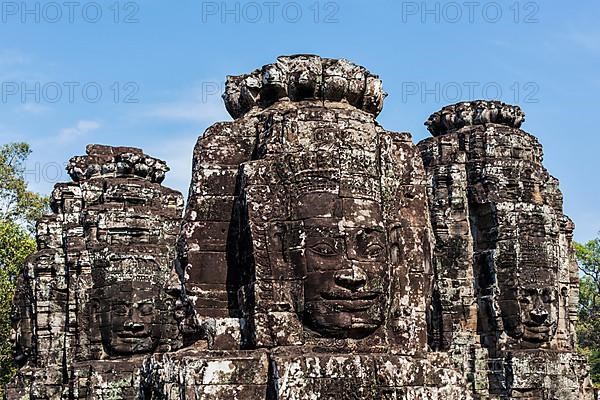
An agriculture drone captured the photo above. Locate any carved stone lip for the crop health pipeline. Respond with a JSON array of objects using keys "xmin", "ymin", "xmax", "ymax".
[
  {"xmin": 117, "ymin": 333, "xmax": 150, "ymax": 340},
  {"xmin": 334, "ymin": 300, "xmax": 376, "ymax": 311},
  {"xmin": 523, "ymin": 325, "xmax": 550, "ymax": 333},
  {"xmin": 350, "ymin": 321, "xmax": 379, "ymax": 329},
  {"xmin": 321, "ymin": 292, "xmax": 379, "ymax": 301},
  {"xmin": 316, "ymin": 295, "xmax": 379, "ymax": 311}
]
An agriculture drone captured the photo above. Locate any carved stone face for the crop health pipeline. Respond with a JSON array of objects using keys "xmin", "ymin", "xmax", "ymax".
[
  {"xmin": 502, "ymin": 285, "xmax": 558, "ymax": 344},
  {"xmin": 11, "ymin": 301, "xmax": 32, "ymax": 365},
  {"xmin": 96, "ymin": 281, "xmax": 163, "ymax": 355},
  {"xmin": 291, "ymin": 192, "xmax": 389, "ymax": 338}
]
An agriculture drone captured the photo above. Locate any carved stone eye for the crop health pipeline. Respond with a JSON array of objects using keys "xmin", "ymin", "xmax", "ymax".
[
  {"xmin": 365, "ymin": 243, "xmax": 384, "ymax": 259},
  {"xmin": 309, "ymin": 242, "xmax": 337, "ymax": 256},
  {"xmin": 113, "ymin": 305, "xmax": 128, "ymax": 316},
  {"xmin": 541, "ymin": 289, "xmax": 554, "ymax": 303},
  {"xmin": 139, "ymin": 304, "xmax": 154, "ymax": 316}
]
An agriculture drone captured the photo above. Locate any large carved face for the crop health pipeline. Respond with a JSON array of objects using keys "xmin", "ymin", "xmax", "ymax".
[
  {"xmin": 290, "ymin": 192, "xmax": 389, "ymax": 338},
  {"xmin": 502, "ymin": 285, "xmax": 558, "ymax": 344},
  {"xmin": 96, "ymin": 281, "xmax": 164, "ymax": 355}
]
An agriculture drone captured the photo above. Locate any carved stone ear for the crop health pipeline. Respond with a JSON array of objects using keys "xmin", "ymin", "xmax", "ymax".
[
  {"xmin": 279, "ymin": 220, "xmax": 306, "ymax": 277},
  {"xmin": 268, "ymin": 221, "xmax": 286, "ymax": 264},
  {"xmin": 88, "ymin": 297, "xmax": 101, "ymax": 341},
  {"xmin": 86, "ymin": 296, "xmax": 104, "ymax": 359}
]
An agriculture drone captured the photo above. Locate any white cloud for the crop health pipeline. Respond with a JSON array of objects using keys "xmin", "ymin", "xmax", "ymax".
[
  {"xmin": 138, "ymin": 82, "xmax": 231, "ymax": 124},
  {"xmin": 0, "ymin": 49, "xmax": 29, "ymax": 67},
  {"xmin": 0, "ymin": 49, "xmax": 33, "ymax": 82},
  {"xmin": 118, "ymin": 82, "xmax": 233, "ymax": 197},
  {"xmin": 149, "ymin": 100, "xmax": 228, "ymax": 123},
  {"xmin": 18, "ymin": 103, "xmax": 49, "ymax": 114},
  {"xmin": 145, "ymin": 134, "xmax": 199, "ymax": 196},
  {"xmin": 58, "ymin": 120, "xmax": 101, "ymax": 143},
  {"xmin": 568, "ymin": 30, "xmax": 600, "ymax": 53}
]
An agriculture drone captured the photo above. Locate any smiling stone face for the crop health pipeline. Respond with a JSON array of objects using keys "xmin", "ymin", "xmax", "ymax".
[
  {"xmin": 90, "ymin": 250, "xmax": 173, "ymax": 357},
  {"xmin": 289, "ymin": 192, "xmax": 389, "ymax": 338},
  {"xmin": 518, "ymin": 286, "xmax": 559, "ymax": 343},
  {"xmin": 97, "ymin": 281, "xmax": 164, "ymax": 356},
  {"xmin": 501, "ymin": 285, "xmax": 559, "ymax": 344}
]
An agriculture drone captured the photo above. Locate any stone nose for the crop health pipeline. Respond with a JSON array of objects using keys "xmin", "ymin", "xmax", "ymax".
[
  {"xmin": 298, "ymin": 70, "xmax": 311, "ymax": 83},
  {"xmin": 334, "ymin": 266, "xmax": 368, "ymax": 291},
  {"xmin": 529, "ymin": 305, "xmax": 548, "ymax": 325}
]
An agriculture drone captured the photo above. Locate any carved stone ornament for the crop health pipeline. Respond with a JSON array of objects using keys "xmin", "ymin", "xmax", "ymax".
[{"xmin": 6, "ymin": 56, "xmax": 595, "ymax": 400}]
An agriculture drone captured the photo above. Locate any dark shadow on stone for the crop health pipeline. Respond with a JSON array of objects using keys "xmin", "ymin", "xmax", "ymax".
[
  {"xmin": 226, "ymin": 169, "xmax": 255, "ymax": 321},
  {"xmin": 427, "ymin": 284, "xmax": 445, "ymax": 351},
  {"xmin": 266, "ymin": 355, "xmax": 279, "ymax": 400}
]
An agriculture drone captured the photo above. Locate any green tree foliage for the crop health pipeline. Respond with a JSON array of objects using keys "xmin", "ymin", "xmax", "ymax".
[
  {"xmin": 0, "ymin": 143, "xmax": 47, "ymax": 398},
  {"xmin": 575, "ymin": 234, "xmax": 600, "ymax": 385},
  {"xmin": 0, "ymin": 220, "xmax": 36, "ymax": 397},
  {"xmin": 0, "ymin": 143, "xmax": 47, "ymax": 232}
]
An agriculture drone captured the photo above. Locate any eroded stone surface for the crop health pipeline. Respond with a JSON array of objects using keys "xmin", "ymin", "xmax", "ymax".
[
  {"xmin": 424, "ymin": 100, "xmax": 525, "ymax": 137},
  {"xmin": 6, "ymin": 57, "xmax": 595, "ymax": 400},
  {"xmin": 7, "ymin": 145, "xmax": 184, "ymax": 399},
  {"xmin": 223, "ymin": 55, "xmax": 386, "ymax": 119},
  {"xmin": 418, "ymin": 101, "xmax": 593, "ymax": 398}
]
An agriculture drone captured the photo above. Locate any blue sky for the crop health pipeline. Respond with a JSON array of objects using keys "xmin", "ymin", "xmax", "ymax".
[{"xmin": 1, "ymin": 0, "xmax": 598, "ymax": 242}]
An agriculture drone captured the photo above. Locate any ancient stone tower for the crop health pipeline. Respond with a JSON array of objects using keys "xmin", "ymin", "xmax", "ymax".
[{"xmin": 6, "ymin": 55, "xmax": 595, "ymax": 399}]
